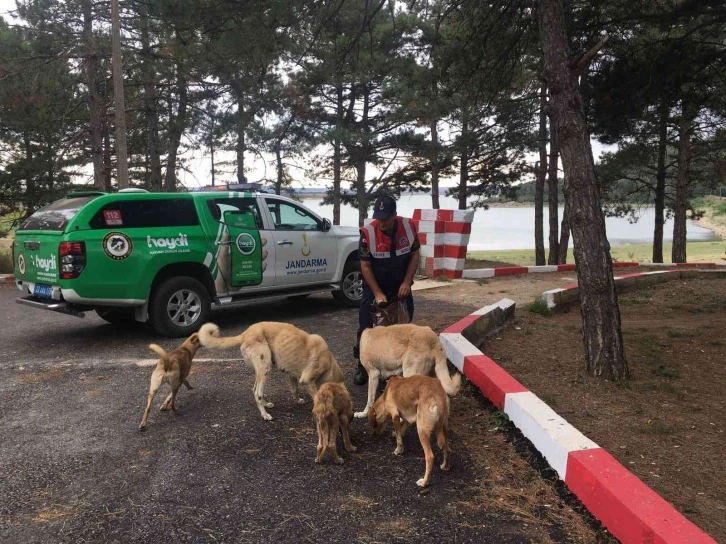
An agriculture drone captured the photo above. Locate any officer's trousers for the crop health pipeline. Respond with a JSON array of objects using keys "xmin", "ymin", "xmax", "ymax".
[{"xmin": 353, "ymin": 284, "xmax": 415, "ymax": 360}]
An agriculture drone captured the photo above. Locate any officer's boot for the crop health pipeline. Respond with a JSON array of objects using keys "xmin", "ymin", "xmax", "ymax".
[{"xmin": 353, "ymin": 361, "xmax": 368, "ymax": 385}]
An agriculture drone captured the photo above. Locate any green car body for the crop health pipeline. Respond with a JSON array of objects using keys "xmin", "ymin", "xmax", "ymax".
[{"xmin": 12, "ymin": 189, "xmax": 362, "ymax": 337}]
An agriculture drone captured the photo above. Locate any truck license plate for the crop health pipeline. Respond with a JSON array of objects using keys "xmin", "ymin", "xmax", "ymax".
[{"xmin": 33, "ymin": 284, "xmax": 53, "ymax": 298}]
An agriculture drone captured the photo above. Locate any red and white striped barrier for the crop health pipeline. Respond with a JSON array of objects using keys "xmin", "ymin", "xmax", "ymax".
[
  {"xmin": 412, "ymin": 209, "xmax": 475, "ymax": 279},
  {"xmin": 440, "ymin": 300, "xmax": 717, "ymax": 544},
  {"xmin": 463, "ymin": 261, "xmax": 723, "ymax": 279},
  {"xmin": 1, "ymin": 274, "xmax": 14, "ymax": 283}
]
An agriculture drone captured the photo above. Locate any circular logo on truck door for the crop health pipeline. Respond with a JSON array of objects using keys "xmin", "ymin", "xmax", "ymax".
[
  {"xmin": 103, "ymin": 232, "xmax": 133, "ymax": 260},
  {"xmin": 17, "ymin": 252, "xmax": 26, "ymax": 277},
  {"xmin": 235, "ymin": 233, "xmax": 256, "ymax": 255}
]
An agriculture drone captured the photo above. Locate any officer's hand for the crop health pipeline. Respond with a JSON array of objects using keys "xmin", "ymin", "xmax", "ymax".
[
  {"xmin": 398, "ymin": 281, "xmax": 412, "ymax": 299},
  {"xmin": 375, "ymin": 292, "xmax": 388, "ymax": 304}
]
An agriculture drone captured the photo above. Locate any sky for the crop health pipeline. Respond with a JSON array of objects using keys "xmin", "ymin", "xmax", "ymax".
[{"xmin": 0, "ymin": 0, "xmax": 618, "ymax": 190}]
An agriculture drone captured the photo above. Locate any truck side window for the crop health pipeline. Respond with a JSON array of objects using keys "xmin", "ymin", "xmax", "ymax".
[
  {"xmin": 265, "ymin": 200, "xmax": 319, "ymax": 231},
  {"xmin": 206, "ymin": 198, "xmax": 263, "ymax": 229},
  {"xmin": 89, "ymin": 199, "xmax": 199, "ymax": 229}
]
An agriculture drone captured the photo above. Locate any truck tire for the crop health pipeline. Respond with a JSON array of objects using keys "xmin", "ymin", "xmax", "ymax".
[
  {"xmin": 333, "ymin": 260, "xmax": 362, "ymax": 307},
  {"xmin": 149, "ymin": 276, "xmax": 211, "ymax": 338},
  {"xmin": 95, "ymin": 307, "xmax": 136, "ymax": 325}
]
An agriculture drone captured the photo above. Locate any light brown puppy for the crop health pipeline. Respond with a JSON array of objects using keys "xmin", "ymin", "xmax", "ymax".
[
  {"xmin": 199, "ymin": 322, "xmax": 344, "ymax": 421},
  {"xmin": 355, "ymin": 323, "xmax": 461, "ymax": 418},
  {"xmin": 139, "ymin": 333, "xmax": 201, "ymax": 431},
  {"xmin": 368, "ymin": 375, "xmax": 451, "ymax": 487},
  {"xmin": 312, "ymin": 382, "xmax": 357, "ymax": 464}
]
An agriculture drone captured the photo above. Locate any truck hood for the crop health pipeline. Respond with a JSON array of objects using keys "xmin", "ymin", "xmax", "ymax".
[{"xmin": 331, "ymin": 225, "xmax": 359, "ymax": 237}]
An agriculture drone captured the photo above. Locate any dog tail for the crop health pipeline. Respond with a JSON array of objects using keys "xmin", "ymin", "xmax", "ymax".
[
  {"xmin": 436, "ymin": 423, "xmax": 447, "ymax": 449},
  {"xmin": 433, "ymin": 342, "xmax": 462, "ymax": 396},
  {"xmin": 198, "ymin": 322, "xmax": 245, "ymax": 351},
  {"xmin": 149, "ymin": 344, "xmax": 171, "ymax": 372}
]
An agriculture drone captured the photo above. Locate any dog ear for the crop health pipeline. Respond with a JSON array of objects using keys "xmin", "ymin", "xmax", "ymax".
[{"xmin": 189, "ymin": 333, "xmax": 200, "ymax": 344}]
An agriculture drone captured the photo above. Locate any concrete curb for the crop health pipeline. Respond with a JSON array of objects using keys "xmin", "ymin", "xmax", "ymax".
[
  {"xmin": 542, "ymin": 269, "xmax": 726, "ymax": 311},
  {"xmin": 462, "ymin": 261, "xmax": 724, "ymax": 279},
  {"xmin": 439, "ymin": 299, "xmax": 717, "ymax": 543}
]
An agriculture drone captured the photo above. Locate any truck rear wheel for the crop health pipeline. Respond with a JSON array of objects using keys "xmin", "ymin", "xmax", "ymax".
[
  {"xmin": 149, "ymin": 276, "xmax": 211, "ymax": 337},
  {"xmin": 333, "ymin": 260, "xmax": 362, "ymax": 307}
]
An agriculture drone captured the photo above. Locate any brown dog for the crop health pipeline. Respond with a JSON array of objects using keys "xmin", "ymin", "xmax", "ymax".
[
  {"xmin": 355, "ymin": 323, "xmax": 462, "ymax": 418},
  {"xmin": 368, "ymin": 375, "xmax": 451, "ymax": 487},
  {"xmin": 312, "ymin": 382, "xmax": 357, "ymax": 464},
  {"xmin": 199, "ymin": 322, "xmax": 344, "ymax": 421},
  {"xmin": 138, "ymin": 333, "xmax": 201, "ymax": 431}
]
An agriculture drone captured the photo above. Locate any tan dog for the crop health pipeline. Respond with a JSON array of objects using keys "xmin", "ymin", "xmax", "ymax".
[
  {"xmin": 354, "ymin": 323, "xmax": 461, "ymax": 418},
  {"xmin": 139, "ymin": 333, "xmax": 201, "ymax": 431},
  {"xmin": 198, "ymin": 322, "xmax": 344, "ymax": 420},
  {"xmin": 312, "ymin": 382, "xmax": 357, "ymax": 464},
  {"xmin": 368, "ymin": 375, "xmax": 451, "ymax": 487}
]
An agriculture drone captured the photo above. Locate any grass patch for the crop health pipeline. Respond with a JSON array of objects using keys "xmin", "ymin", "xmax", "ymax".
[
  {"xmin": 653, "ymin": 365, "xmax": 680, "ymax": 379},
  {"xmin": 467, "ymin": 240, "xmax": 725, "ymax": 266},
  {"xmin": 666, "ymin": 329, "xmax": 694, "ymax": 339},
  {"xmin": 434, "ymin": 275, "xmax": 452, "ymax": 283},
  {"xmin": 476, "ymin": 278, "xmax": 489, "ymax": 286},
  {"xmin": 639, "ymin": 420, "xmax": 675, "ymax": 436},
  {"xmin": 526, "ymin": 297, "xmax": 552, "ymax": 317},
  {"xmin": 708, "ymin": 340, "xmax": 723, "ymax": 347},
  {"xmin": 0, "ymin": 248, "xmax": 12, "ymax": 274}
]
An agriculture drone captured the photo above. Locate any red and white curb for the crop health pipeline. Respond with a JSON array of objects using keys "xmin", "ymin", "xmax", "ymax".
[
  {"xmin": 542, "ymin": 269, "xmax": 726, "ymax": 311},
  {"xmin": 1, "ymin": 274, "xmax": 14, "ymax": 283},
  {"xmin": 463, "ymin": 261, "xmax": 723, "ymax": 279},
  {"xmin": 439, "ymin": 299, "xmax": 717, "ymax": 544}
]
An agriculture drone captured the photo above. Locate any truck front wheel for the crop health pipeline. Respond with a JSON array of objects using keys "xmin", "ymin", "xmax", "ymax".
[
  {"xmin": 333, "ymin": 260, "xmax": 362, "ymax": 307},
  {"xmin": 149, "ymin": 276, "xmax": 211, "ymax": 337}
]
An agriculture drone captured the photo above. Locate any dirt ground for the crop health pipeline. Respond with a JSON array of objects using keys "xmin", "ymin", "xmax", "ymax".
[
  {"xmin": 483, "ymin": 278, "xmax": 726, "ymax": 542},
  {"xmin": 0, "ymin": 279, "xmax": 616, "ymax": 544}
]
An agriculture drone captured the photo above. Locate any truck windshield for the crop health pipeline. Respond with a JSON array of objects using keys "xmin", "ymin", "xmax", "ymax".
[{"xmin": 18, "ymin": 196, "xmax": 98, "ymax": 232}]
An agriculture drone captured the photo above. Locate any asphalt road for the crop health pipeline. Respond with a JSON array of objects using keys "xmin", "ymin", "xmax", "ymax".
[{"xmin": 0, "ymin": 282, "xmax": 581, "ymax": 543}]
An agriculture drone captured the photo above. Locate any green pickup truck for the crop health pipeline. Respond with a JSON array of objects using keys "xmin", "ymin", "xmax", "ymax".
[{"xmin": 12, "ymin": 189, "xmax": 362, "ymax": 336}]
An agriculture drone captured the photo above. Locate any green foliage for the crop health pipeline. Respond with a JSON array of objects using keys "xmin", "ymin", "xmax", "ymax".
[{"xmin": 526, "ymin": 297, "xmax": 552, "ymax": 317}]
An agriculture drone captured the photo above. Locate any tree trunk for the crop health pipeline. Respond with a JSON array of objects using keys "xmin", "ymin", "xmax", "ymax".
[
  {"xmin": 23, "ymin": 132, "xmax": 35, "ymax": 216},
  {"xmin": 458, "ymin": 110, "xmax": 468, "ymax": 211},
  {"xmin": 540, "ymin": 0, "xmax": 628, "ymax": 381},
  {"xmin": 102, "ymin": 116, "xmax": 112, "ymax": 192},
  {"xmin": 547, "ymin": 116, "xmax": 560, "ymax": 264},
  {"xmin": 82, "ymin": 0, "xmax": 105, "ymax": 190},
  {"xmin": 236, "ymin": 90, "xmax": 246, "ymax": 185},
  {"xmin": 430, "ymin": 118, "xmax": 440, "ymax": 209},
  {"xmin": 139, "ymin": 2, "xmax": 162, "ymax": 192},
  {"xmin": 653, "ymin": 103, "xmax": 668, "ymax": 263},
  {"xmin": 672, "ymin": 100, "xmax": 695, "ymax": 264},
  {"xmin": 357, "ymin": 84, "xmax": 370, "ymax": 227},
  {"xmin": 110, "ymin": 0, "xmax": 128, "ymax": 189},
  {"xmin": 333, "ymin": 81, "xmax": 343, "ymax": 225},
  {"xmin": 558, "ymin": 191, "xmax": 570, "ymax": 264},
  {"xmin": 275, "ymin": 141, "xmax": 284, "ymax": 195},
  {"xmin": 164, "ymin": 55, "xmax": 188, "ymax": 192},
  {"xmin": 535, "ymin": 85, "xmax": 547, "ymax": 266}
]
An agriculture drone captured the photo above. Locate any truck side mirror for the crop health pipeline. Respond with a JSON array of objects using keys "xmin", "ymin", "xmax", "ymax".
[{"xmin": 321, "ymin": 218, "xmax": 332, "ymax": 232}]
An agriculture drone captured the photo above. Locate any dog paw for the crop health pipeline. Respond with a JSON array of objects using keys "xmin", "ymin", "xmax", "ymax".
[
  {"xmin": 315, "ymin": 457, "xmax": 322, "ymax": 464},
  {"xmin": 416, "ymin": 478, "xmax": 429, "ymax": 488},
  {"xmin": 440, "ymin": 463, "xmax": 451, "ymax": 471},
  {"xmin": 334, "ymin": 457, "xmax": 344, "ymax": 465},
  {"xmin": 346, "ymin": 445, "xmax": 358, "ymax": 453},
  {"xmin": 296, "ymin": 397, "xmax": 306, "ymax": 405},
  {"xmin": 138, "ymin": 425, "xmax": 146, "ymax": 432},
  {"xmin": 261, "ymin": 413, "xmax": 273, "ymax": 421},
  {"xmin": 159, "ymin": 405, "xmax": 169, "ymax": 412},
  {"xmin": 394, "ymin": 446, "xmax": 404, "ymax": 456},
  {"xmin": 354, "ymin": 411, "xmax": 367, "ymax": 418},
  {"xmin": 264, "ymin": 402, "xmax": 275, "ymax": 408}
]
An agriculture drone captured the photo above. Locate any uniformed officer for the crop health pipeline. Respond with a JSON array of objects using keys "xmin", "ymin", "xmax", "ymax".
[{"xmin": 353, "ymin": 195, "xmax": 421, "ymax": 385}]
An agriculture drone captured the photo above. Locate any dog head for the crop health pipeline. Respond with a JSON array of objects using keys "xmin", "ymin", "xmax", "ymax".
[
  {"xmin": 368, "ymin": 396, "xmax": 388, "ymax": 436},
  {"xmin": 182, "ymin": 332, "xmax": 201, "ymax": 356}
]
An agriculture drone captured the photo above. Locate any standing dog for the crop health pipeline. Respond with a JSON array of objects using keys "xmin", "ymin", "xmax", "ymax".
[
  {"xmin": 368, "ymin": 375, "xmax": 451, "ymax": 487},
  {"xmin": 198, "ymin": 322, "xmax": 344, "ymax": 421},
  {"xmin": 354, "ymin": 324, "xmax": 461, "ymax": 418},
  {"xmin": 312, "ymin": 382, "xmax": 357, "ymax": 464},
  {"xmin": 139, "ymin": 333, "xmax": 201, "ymax": 431}
]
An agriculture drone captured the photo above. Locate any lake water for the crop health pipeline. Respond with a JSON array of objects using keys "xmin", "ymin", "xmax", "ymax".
[{"xmin": 301, "ymin": 194, "xmax": 719, "ymax": 251}]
